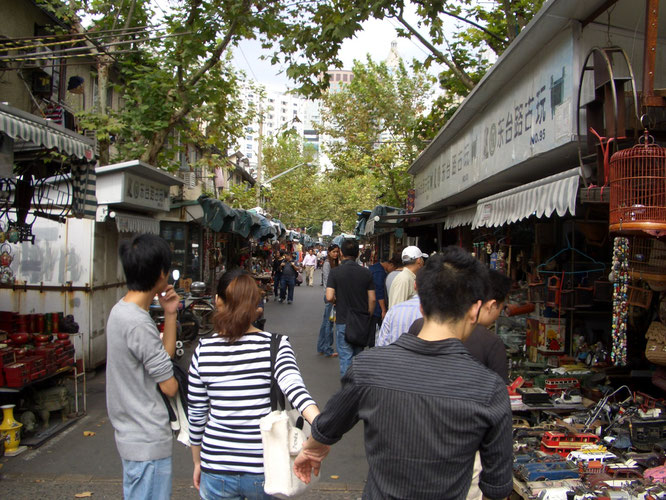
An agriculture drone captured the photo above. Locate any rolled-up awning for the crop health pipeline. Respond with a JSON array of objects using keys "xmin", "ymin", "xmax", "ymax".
[
  {"xmin": 114, "ymin": 211, "xmax": 160, "ymax": 234},
  {"xmin": 472, "ymin": 167, "xmax": 581, "ymax": 229},
  {"xmin": 443, "ymin": 205, "xmax": 477, "ymax": 230},
  {"xmin": 0, "ymin": 104, "xmax": 95, "ymax": 161}
]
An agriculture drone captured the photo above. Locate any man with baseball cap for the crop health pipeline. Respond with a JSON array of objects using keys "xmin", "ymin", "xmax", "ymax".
[{"xmin": 388, "ymin": 246, "xmax": 427, "ymax": 308}]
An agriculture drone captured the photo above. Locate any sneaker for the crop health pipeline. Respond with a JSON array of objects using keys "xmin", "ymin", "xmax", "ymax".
[
  {"xmin": 278, "ymin": 299, "xmax": 284, "ymax": 304},
  {"xmin": 287, "ymin": 300, "xmax": 292, "ymax": 304}
]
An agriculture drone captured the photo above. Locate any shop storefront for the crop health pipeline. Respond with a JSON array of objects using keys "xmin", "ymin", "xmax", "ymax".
[{"xmin": 403, "ymin": 1, "xmax": 666, "ymax": 497}]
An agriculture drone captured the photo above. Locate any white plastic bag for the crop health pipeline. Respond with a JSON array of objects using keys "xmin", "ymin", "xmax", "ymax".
[{"xmin": 259, "ymin": 409, "xmax": 318, "ymax": 498}]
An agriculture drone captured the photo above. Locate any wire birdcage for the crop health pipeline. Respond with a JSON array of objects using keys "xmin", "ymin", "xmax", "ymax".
[
  {"xmin": 609, "ymin": 131, "xmax": 666, "ymax": 233},
  {"xmin": 627, "ymin": 234, "xmax": 666, "ymax": 280}
]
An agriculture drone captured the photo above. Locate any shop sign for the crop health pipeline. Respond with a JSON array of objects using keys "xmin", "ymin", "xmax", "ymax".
[
  {"xmin": 123, "ymin": 173, "xmax": 170, "ymax": 211},
  {"xmin": 96, "ymin": 170, "xmax": 171, "ymax": 212},
  {"xmin": 414, "ymin": 30, "xmax": 575, "ymax": 211}
]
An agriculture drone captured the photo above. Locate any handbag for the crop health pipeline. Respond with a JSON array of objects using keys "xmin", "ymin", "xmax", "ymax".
[
  {"xmin": 344, "ymin": 309, "xmax": 373, "ymax": 347},
  {"xmin": 260, "ymin": 333, "xmax": 316, "ymax": 498},
  {"xmin": 645, "ymin": 321, "xmax": 666, "ymax": 366}
]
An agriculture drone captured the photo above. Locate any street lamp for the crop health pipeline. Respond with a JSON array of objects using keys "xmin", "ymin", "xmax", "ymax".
[{"xmin": 261, "ymin": 162, "xmax": 313, "ymax": 186}]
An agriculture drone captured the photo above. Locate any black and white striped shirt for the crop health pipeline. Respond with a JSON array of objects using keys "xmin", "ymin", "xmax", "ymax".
[{"xmin": 188, "ymin": 331, "xmax": 316, "ymax": 474}]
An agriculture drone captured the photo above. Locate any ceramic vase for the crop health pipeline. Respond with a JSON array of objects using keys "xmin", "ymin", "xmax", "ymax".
[{"xmin": 0, "ymin": 404, "xmax": 23, "ymax": 452}]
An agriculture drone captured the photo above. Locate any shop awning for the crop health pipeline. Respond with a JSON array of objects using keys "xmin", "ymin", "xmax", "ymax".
[
  {"xmin": 443, "ymin": 205, "xmax": 477, "ymax": 230},
  {"xmin": 114, "ymin": 211, "xmax": 160, "ymax": 234},
  {"xmin": 472, "ymin": 167, "xmax": 581, "ymax": 229},
  {"xmin": 0, "ymin": 104, "xmax": 95, "ymax": 161}
]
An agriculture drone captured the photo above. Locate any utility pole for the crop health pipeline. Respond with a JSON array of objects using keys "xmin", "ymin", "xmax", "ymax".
[{"xmin": 256, "ymin": 107, "xmax": 263, "ymax": 206}]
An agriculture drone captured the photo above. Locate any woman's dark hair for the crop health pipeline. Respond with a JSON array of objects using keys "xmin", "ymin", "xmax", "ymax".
[
  {"xmin": 416, "ymin": 247, "xmax": 490, "ymax": 323},
  {"xmin": 119, "ymin": 234, "xmax": 171, "ymax": 292},
  {"xmin": 327, "ymin": 244, "xmax": 340, "ymax": 268},
  {"xmin": 214, "ymin": 269, "xmax": 260, "ymax": 343}
]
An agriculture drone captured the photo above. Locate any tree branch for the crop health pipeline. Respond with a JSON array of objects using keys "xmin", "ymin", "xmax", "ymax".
[{"xmin": 394, "ymin": 13, "xmax": 475, "ymax": 91}]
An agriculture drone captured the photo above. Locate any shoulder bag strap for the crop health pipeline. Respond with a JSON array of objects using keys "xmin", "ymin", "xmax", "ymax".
[{"xmin": 269, "ymin": 333, "xmax": 286, "ymax": 412}]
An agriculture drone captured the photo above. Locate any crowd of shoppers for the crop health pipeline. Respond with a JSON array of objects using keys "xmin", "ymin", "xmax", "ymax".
[{"xmin": 107, "ymin": 233, "xmax": 513, "ymax": 500}]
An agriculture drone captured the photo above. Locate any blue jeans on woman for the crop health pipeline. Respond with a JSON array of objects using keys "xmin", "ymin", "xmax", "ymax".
[
  {"xmin": 200, "ymin": 471, "xmax": 273, "ymax": 500},
  {"xmin": 280, "ymin": 276, "xmax": 295, "ymax": 302},
  {"xmin": 317, "ymin": 300, "xmax": 335, "ymax": 356}
]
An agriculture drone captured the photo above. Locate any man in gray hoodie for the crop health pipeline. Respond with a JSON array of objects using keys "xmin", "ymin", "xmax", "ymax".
[{"xmin": 106, "ymin": 234, "xmax": 179, "ymax": 499}]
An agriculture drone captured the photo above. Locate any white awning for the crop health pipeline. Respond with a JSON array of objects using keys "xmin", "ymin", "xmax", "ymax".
[
  {"xmin": 114, "ymin": 211, "xmax": 160, "ymax": 234},
  {"xmin": 0, "ymin": 104, "xmax": 95, "ymax": 161},
  {"xmin": 443, "ymin": 205, "xmax": 477, "ymax": 230},
  {"xmin": 472, "ymin": 167, "xmax": 581, "ymax": 229}
]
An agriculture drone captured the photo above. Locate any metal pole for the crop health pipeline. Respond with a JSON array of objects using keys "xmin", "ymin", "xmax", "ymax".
[{"xmin": 256, "ymin": 108, "xmax": 263, "ymax": 206}]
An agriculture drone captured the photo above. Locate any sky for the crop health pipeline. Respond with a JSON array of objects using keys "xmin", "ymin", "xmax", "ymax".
[{"xmin": 231, "ymin": 7, "xmax": 449, "ymax": 91}]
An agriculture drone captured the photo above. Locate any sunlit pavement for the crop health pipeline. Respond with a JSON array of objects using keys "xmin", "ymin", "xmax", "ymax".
[{"xmin": 0, "ymin": 269, "xmax": 368, "ymax": 499}]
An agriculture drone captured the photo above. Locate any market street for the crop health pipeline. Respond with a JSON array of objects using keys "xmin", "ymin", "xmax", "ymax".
[{"xmin": 0, "ymin": 269, "xmax": 367, "ymax": 499}]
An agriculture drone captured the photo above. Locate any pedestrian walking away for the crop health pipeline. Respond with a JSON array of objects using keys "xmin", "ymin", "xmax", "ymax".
[
  {"xmin": 188, "ymin": 269, "xmax": 320, "ymax": 500},
  {"xmin": 106, "ymin": 233, "xmax": 180, "ymax": 500},
  {"xmin": 325, "ymin": 239, "xmax": 375, "ymax": 377},
  {"xmin": 317, "ymin": 244, "xmax": 340, "ymax": 357},
  {"xmin": 279, "ymin": 252, "xmax": 300, "ymax": 304},
  {"xmin": 368, "ymin": 257, "xmax": 398, "ymax": 346},
  {"xmin": 303, "ymin": 248, "xmax": 317, "ymax": 286},
  {"xmin": 388, "ymin": 246, "xmax": 427, "ymax": 308},
  {"xmin": 271, "ymin": 250, "xmax": 285, "ymax": 301},
  {"xmin": 407, "ymin": 269, "xmax": 513, "ymax": 500},
  {"xmin": 293, "ymin": 247, "xmax": 514, "ymax": 500}
]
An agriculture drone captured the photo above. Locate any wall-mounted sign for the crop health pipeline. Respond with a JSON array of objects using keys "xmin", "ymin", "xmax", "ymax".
[
  {"xmin": 96, "ymin": 160, "xmax": 182, "ymax": 213},
  {"xmin": 123, "ymin": 173, "xmax": 170, "ymax": 211},
  {"xmin": 413, "ymin": 29, "xmax": 575, "ymax": 211}
]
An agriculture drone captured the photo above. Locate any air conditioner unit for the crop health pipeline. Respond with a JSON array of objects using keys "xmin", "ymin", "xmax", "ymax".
[
  {"xmin": 181, "ymin": 172, "xmax": 196, "ymax": 188},
  {"xmin": 21, "ymin": 42, "xmax": 54, "ymax": 75}
]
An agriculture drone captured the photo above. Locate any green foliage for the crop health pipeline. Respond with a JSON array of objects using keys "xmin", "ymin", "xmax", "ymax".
[
  {"xmin": 222, "ymin": 182, "xmax": 257, "ymax": 209},
  {"xmin": 318, "ymin": 57, "xmax": 433, "ymax": 208}
]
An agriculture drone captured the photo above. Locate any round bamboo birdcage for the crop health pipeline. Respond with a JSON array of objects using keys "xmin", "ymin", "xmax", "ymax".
[{"xmin": 609, "ymin": 132, "xmax": 666, "ymax": 233}]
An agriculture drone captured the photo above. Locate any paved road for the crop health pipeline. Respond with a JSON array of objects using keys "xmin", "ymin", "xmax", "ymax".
[{"xmin": 0, "ymin": 269, "xmax": 368, "ymax": 498}]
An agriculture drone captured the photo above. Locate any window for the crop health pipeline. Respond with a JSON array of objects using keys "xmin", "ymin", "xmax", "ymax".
[
  {"xmin": 281, "ymin": 100, "xmax": 287, "ymax": 105},
  {"xmin": 281, "ymin": 108, "xmax": 287, "ymax": 114},
  {"xmin": 246, "ymin": 152, "xmax": 252, "ymax": 158},
  {"xmin": 248, "ymin": 94, "xmax": 254, "ymax": 99},
  {"xmin": 246, "ymin": 144, "xmax": 252, "ymax": 150},
  {"xmin": 335, "ymin": 73, "xmax": 341, "ymax": 81},
  {"xmin": 342, "ymin": 74, "xmax": 348, "ymax": 82},
  {"xmin": 293, "ymin": 102, "xmax": 298, "ymax": 107},
  {"xmin": 246, "ymin": 135, "xmax": 253, "ymax": 141},
  {"xmin": 245, "ymin": 126, "xmax": 253, "ymax": 133},
  {"xmin": 268, "ymin": 98, "xmax": 274, "ymax": 103}
]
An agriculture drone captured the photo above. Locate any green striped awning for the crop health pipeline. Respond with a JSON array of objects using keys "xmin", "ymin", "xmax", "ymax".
[{"xmin": 0, "ymin": 106, "xmax": 95, "ymax": 161}]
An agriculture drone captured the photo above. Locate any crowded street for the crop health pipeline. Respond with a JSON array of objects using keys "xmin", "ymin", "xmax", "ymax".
[
  {"xmin": 4, "ymin": 1, "xmax": 666, "ymax": 499},
  {"xmin": 0, "ymin": 268, "xmax": 367, "ymax": 499}
]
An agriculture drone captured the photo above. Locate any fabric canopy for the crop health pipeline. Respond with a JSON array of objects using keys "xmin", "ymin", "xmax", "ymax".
[
  {"xmin": 472, "ymin": 167, "xmax": 581, "ymax": 229},
  {"xmin": 0, "ymin": 106, "xmax": 95, "ymax": 161},
  {"xmin": 114, "ymin": 211, "xmax": 160, "ymax": 234},
  {"xmin": 199, "ymin": 195, "xmax": 280, "ymax": 241},
  {"xmin": 443, "ymin": 206, "xmax": 477, "ymax": 230}
]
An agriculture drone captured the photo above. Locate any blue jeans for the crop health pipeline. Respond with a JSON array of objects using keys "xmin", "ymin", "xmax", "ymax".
[
  {"xmin": 200, "ymin": 470, "xmax": 273, "ymax": 500},
  {"xmin": 273, "ymin": 272, "xmax": 281, "ymax": 297},
  {"xmin": 317, "ymin": 300, "xmax": 335, "ymax": 355},
  {"xmin": 336, "ymin": 323, "xmax": 362, "ymax": 378},
  {"xmin": 280, "ymin": 276, "xmax": 295, "ymax": 302},
  {"xmin": 122, "ymin": 456, "xmax": 172, "ymax": 500}
]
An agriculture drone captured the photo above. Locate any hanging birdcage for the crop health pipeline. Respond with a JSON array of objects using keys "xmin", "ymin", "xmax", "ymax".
[
  {"xmin": 609, "ymin": 131, "xmax": 666, "ymax": 233},
  {"xmin": 626, "ymin": 234, "xmax": 666, "ymax": 281}
]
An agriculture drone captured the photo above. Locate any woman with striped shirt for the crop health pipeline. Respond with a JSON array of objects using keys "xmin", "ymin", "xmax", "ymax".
[{"xmin": 188, "ymin": 269, "xmax": 319, "ymax": 499}]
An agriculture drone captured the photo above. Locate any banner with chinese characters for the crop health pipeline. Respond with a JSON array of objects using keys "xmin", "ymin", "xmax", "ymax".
[{"xmin": 414, "ymin": 30, "xmax": 574, "ymax": 211}]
